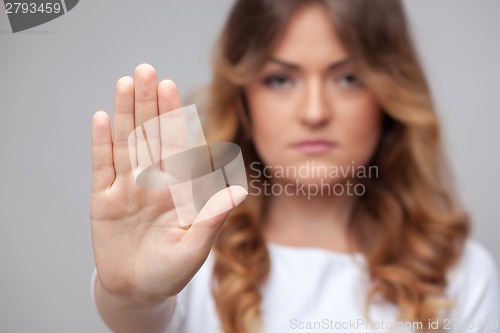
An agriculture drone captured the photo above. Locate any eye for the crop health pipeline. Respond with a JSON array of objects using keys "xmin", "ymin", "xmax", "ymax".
[
  {"xmin": 262, "ymin": 74, "xmax": 295, "ymax": 90},
  {"xmin": 336, "ymin": 72, "xmax": 361, "ymax": 88}
]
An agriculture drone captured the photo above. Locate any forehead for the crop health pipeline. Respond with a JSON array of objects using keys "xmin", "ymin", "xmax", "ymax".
[{"xmin": 271, "ymin": 4, "xmax": 349, "ymax": 66}]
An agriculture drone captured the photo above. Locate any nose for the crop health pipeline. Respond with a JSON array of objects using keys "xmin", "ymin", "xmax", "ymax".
[{"xmin": 297, "ymin": 78, "xmax": 331, "ymax": 129}]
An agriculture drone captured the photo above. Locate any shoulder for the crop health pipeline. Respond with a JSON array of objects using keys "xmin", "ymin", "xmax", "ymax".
[
  {"xmin": 446, "ymin": 238, "xmax": 500, "ymax": 321},
  {"xmin": 448, "ymin": 239, "xmax": 499, "ymax": 288},
  {"xmin": 455, "ymin": 239, "xmax": 498, "ymax": 276}
]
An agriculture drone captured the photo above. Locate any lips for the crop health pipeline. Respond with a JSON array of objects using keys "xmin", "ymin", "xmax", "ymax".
[{"xmin": 293, "ymin": 139, "xmax": 336, "ymax": 154}]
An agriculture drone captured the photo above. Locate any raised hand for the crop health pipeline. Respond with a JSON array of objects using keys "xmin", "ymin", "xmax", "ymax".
[{"xmin": 90, "ymin": 64, "xmax": 247, "ymax": 308}]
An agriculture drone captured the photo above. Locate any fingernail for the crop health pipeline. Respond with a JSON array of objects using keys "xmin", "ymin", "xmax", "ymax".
[{"xmin": 229, "ymin": 185, "xmax": 248, "ymax": 207}]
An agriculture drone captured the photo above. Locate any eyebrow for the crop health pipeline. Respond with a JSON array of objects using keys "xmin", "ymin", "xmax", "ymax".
[{"xmin": 269, "ymin": 57, "xmax": 353, "ymax": 71}]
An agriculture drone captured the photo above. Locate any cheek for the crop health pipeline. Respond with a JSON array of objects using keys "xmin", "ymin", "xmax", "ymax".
[
  {"xmin": 245, "ymin": 86, "xmax": 294, "ymax": 161},
  {"xmin": 247, "ymin": 92, "xmax": 275, "ymax": 142},
  {"xmin": 335, "ymin": 95, "xmax": 382, "ymax": 164}
]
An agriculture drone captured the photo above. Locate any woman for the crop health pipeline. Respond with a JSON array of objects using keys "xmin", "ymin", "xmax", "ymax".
[{"xmin": 90, "ymin": 0, "xmax": 500, "ymax": 332}]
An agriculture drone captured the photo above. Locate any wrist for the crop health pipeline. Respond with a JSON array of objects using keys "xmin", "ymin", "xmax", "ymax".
[{"xmin": 95, "ymin": 273, "xmax": 171, "ymax": 311}]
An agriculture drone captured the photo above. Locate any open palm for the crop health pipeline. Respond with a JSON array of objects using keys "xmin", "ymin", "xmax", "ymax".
[{"xmin": 90, "ymin": 64, "xmax": 246, "ymax": 306}]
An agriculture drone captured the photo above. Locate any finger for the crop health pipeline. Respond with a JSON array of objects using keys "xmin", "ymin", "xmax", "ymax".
[
  {"xmin": 158, "ymin": 79, "xmax": 182, "ymax": 115},
  {"xmin": 185, "ymin": 186, "xmax": 248, "ymax": 252},
  {"xmin": 134, "ymin": 63, "xmax": 159, "ymax": 124},
  {"xmin": 92, "ymin": 111, "xmax": 115, "ymax": 193},
  {"xmin": 158, "ymin": 79, "xmax": 184, "ymax": 172},
  {"xmin": 134, "ymin": 64, "xmax": 160, "ymax": 171},
  {"xmin": 112, "ymin": 76, "xmax": 135, "ymax": 176}
]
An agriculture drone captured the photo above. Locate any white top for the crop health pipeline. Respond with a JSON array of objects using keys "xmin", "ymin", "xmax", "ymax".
[{"xmin": 92, "ymin": 239, "xmax": 500, "ymax": 333}]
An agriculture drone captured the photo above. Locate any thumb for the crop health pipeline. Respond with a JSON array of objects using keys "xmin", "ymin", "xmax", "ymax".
[{"xmin": 185, "ymin": 185, "xmax": 247, "ymax": 249}]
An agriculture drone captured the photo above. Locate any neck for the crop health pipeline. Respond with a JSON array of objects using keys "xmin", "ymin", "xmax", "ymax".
[{"xmin": 262, "ymin": 181, "xmax": 358, "ymax": 253}]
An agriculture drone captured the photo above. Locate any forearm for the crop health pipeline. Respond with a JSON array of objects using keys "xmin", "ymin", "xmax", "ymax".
[{"xmin": 94, "ymin": 276, "xmax": 175, "ymax": 333}]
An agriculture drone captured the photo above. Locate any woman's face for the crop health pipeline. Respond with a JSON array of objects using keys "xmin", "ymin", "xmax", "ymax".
[{"xmin": 245, "ymin": 4, "xmax": 383, "ymax": 186}]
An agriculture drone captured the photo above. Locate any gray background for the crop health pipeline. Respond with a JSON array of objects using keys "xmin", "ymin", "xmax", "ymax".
[{"xmin": 0, "ymin": 1, "xmax": 499, "ymax": 332}]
